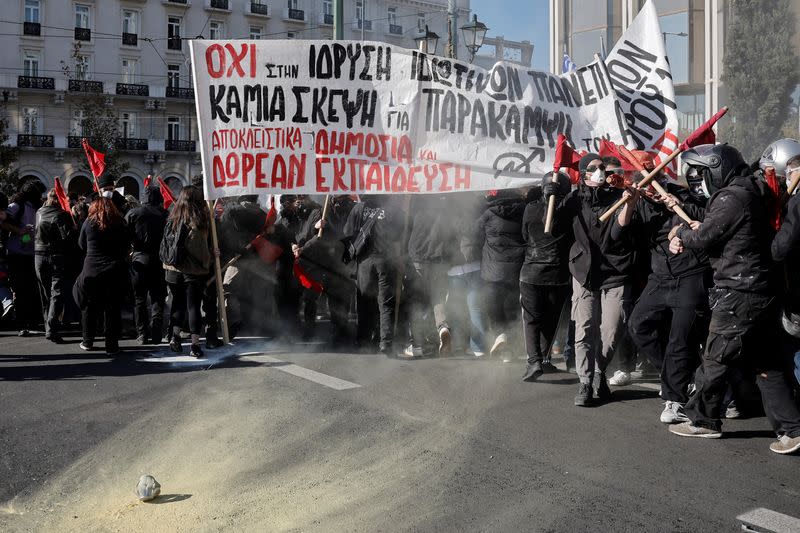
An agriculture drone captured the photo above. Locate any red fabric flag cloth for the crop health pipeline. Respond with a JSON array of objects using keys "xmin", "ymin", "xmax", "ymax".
[
  {"xmin": 250, "ymin": 235, "xmax": 283, "ymax": 264},
  {"xmin": 264, "ymin": 195, "xmax": 277, "ymax": 229},
  {"xmin": 679, "ymin": 106, "xmax": 728, "ymax": 151},
  {"xmin": 553, "ymin": 134, "xmax": 583, "ymax": 184},
  {"xmin": 293, "ymin": 260, "xmax": 324, "ymax": 293},
  {"xmin": 143, "ymin": 175, "xmax": 152, "ymax": 188},
  {"xmin": 53, "ymin": 177, "xmax": 71, "ymax": 213},
  {"xmin": 81, "ymin": 138, "xmax": 106, "ymax": 179},
  {"xmin": 156, "ymin": 176, "xmax": 176, "ymax": 210},
  {"xmin": 763, "ymin": 167, "xmax": 783, "ymax": 231}
]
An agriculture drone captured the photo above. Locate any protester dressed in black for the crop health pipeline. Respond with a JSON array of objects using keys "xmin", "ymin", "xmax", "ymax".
[
  {"xmin": 519, "ymin": 173, "xmax": 574, "ymax": 381},
  {"xmin": 125, "ymin": 185, "xmax": 168, "ymax": 344},
  {"xmin": 34, "ymin": 190, "xmax": 78, "ymax": 343},
  {"xmin": 73, "ymin": 197, "xmax": 130, "ymax": 354}
]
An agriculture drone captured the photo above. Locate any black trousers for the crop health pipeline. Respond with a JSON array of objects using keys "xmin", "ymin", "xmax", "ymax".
[
  {"xmin": 520, "ymin": 282, "xmax": 570, "ymax": 365},
  {"xmin": 7, "ymin": 254, "xmax": 40, "ymax": 330},
  {"xmin": 629, "ymin": 273, "xmax": 709, "ymax": 403},
  {"xmin": 485, "ymin": 280, "xmax": 520, "ymax": 338},
  {"xmin": 80, "ymin": 268, "xmax": 123, "ymax": 348},
  {"xmin": 356, "ymin": 254, "xmax": 396, "ymax": 346},
  {"xmin": 685, "ymin": 288, "xmax": 800, "ymax": 436},
  {"xmin": 131, "ymin": 260, "xmax": 166, "ymax": 340},
  {"xmin": 202, "ymin": 272, "xmax": 218, "ymax": 338},
  {"xmin": 166, "ymin": 271, "xmax": 205, "ymax": 336},
  {"xmin": 34, "ymin": 254, "xmax": 70, "ymax": 337}
]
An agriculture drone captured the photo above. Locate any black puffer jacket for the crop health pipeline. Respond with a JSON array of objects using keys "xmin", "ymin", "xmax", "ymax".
[
  {"xmin": 520, "ymin": 195, "xmax": 574, "ymax": 285},
  {"xmin": 477, "ymin": 194, "xmax": 526, "ymax": 283},
  {"xmin": 343, "ymin": 196, "xmax": 402, "ymax": 258},
  {"xmin": 636, "ymin": 183, "xmax": 709, "ymax": 280},
  {"xmin": 35, "ymin": 205, "xmax": 77, "ymax": 256},
  {"xmin": 220, "ymin": 201, "xmax": 266, "ymax": 261},
  {"xmin": 678, "ymin": 175, "xmax": 775, "ymax": 293},
  {"xmin": 772, "ymin": 193, "xmax": 800, "ymax": 312},
  {"xmin": 408, "ymin": 196, "xmax": 457, "ymax": 263},
  {"xmin": 125, "ymin": 187, "xmax": 167, "ymax": 264},
  {"xmin": 559, "ymin": 185, "xmax": 635, "ymax": 290}
]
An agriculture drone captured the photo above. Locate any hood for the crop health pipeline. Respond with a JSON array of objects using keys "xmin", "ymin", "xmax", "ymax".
[
  {"xmin": 488, "ymin": 196, "xmax": 526, "ymax": 220},
  {"xmin": 143, "ymin": 186, "xmax": 164, "ymax": 207}
]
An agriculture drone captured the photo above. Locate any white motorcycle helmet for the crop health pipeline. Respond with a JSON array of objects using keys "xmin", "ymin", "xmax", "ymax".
[{"xmin": 759, "ymin": 138, "xmax": 800, "ymax": 177}]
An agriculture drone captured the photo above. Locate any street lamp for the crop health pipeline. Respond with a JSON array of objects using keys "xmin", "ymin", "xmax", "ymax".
[
  {"xmin": 415, "ymin": 25, "xmax": 440, "ymax": 54},
  {"xmin": 662, "ymin": 31, "xmax": 688, "ymax": 42},
  {"xmin": 461, "ymin": 14, "xmax": 488, "ymax": 63}
]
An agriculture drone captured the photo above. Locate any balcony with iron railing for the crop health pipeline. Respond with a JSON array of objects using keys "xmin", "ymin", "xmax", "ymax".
[
  {"xmin": 165, "ymin": 0, "xmax": 188, "ymax": 4},
  {"xmin": 284, "ymin": 7, "xmax": 306, "ymax": 22},
  {"xmin": 319, "ymin": 13, "xmax": 333, "ymax": 25},
  {"xmin": 166, "ymin": 86, "xmax": 194, "ymax": 99},
  {"xmin": 167, "ymin": 37, "xmax": 182, "ymax": 50},
  {"xmin": 248, "ymin": 1, "xmax": 269, "ymax": 16},
  {"xmin": 18, "ymin": 134, "xmax": 54, "ymax": 148},
  {"xmin": 208, "ymin": 0, "xmax": 230, "ymax": 10},
  {"xmin": 68, "ymin": 79, "xmax": 104, "ymax": 93},
  {"xmin": 23, "ymin": 22, "xmax": 41, "ymax": 36},
  {"xmin": 74, "ymin": 27, "xmax": 91, "ymax": 41},
  {"xmin": 18, "ymin": 76, "xmax": 55, "ymax": 90},
  {"xmin": 165, "ymin": 139, "xmax": 196, "ymax": 151},
  {"xmin": 354, "ymin": 19, "xmax": 372, "ymax": 31},
  {"xmin": 116, "ymin": 83, "xmax": 149, "ymax": 96},
  {"xmin": 122, "ymin": 32, "xmax": 138, "ymax": 46},
  {"xmin": 115, "ymin": 137, "xmax": 149, "ymax": 151}
]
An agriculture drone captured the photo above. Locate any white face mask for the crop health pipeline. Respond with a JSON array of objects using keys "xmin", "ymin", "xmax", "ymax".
[
  {"xmin": 699, "ymin": 180, "xmax": 712, "ymax": 198},
  {"xmin": 588, "ymin": 168, "xmax": 605, "ymax": 184},
  {"xmin": 101, "ymin": 190, "xmax": 114, "ymax": 199}
]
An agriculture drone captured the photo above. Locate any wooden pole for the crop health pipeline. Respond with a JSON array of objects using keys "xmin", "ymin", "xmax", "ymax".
[
  {"xmin": 788, "ymin": 172, "xmax": 800, "ymax": 197},
  {"xmin": 317, "ymin": 194, "xmax": 330, "ymax": 237},
  {"xmin": 598, "ymin": 148, "xmax": 683, "ymax": 222},
  {"xmin": 543, "ymin": 174, "xmax": 559, "ymax": 234},
  {"xmin": 207, "ymin": 201, "xmax": 230, "ymax": 344}
]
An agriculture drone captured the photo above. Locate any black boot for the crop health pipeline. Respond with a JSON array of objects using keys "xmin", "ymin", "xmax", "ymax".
[{"xmin": 522, "ymin": 361, "xmax": 544, "ymax": 382}]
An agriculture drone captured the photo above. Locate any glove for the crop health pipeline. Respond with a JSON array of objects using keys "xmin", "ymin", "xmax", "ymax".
[{"xmin": 542, "ymin": 181, "xmax": 559, "ymax": 200}]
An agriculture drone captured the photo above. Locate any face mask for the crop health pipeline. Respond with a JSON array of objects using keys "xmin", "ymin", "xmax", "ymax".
[
  {"xmin": 699, "ymin": 180, "xmax": 712, "ymax": 198},
  {"xmin": 588, "ymin": 168, "xmax": 605, "ymax": 184},
  {"xmin": 102, "ymin": 190, "xmax": 114, "ymax": 199}
]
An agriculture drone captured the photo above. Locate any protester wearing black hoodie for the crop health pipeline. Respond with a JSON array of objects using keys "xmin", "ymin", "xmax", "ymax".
[
  {"xmin": 668, "ymin": 144, "xmax": 800, "ymax": 451},
  {"xmin": 293, "ymin": 195, "xmax": 324, "ymax": 340},
  {"xmin": 550, "ymin": 153, "xmax": 637, "ymax": 407},
  {"xmin": 125, "ymin": 185, "xmax": 168, "ymax": 344},
  {"xmin": 519, "ymin": 173, "xmax": 574, "ymax": 381},
  {"xmin": 477, "ymin": 189, "xmax": 527, "ymax": 360},
  {"xmin": 34, "ymin": 189, "xmax": 78, "ymax": 342}
]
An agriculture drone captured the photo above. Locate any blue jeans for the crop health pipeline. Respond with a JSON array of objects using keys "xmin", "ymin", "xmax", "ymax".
[
  {"xmin": 448, "ymin": 270, "xmax": 488, "ymax": 354},
  {"xmin": 794, "ymin": 351, "xmax": 800, "ymax": 386}
]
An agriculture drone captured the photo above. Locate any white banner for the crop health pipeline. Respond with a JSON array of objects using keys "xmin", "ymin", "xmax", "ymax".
[{"xmin": 190, "ymin": 1, "xmax": 673, "ymax": 199}]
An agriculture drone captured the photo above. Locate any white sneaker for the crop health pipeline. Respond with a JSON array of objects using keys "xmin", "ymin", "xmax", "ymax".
[
  {"xmin": 769, "ymin": 435, "xmax": 800, "ymax": 455},
  {"xmin": 660, "ymin": 401, "xmax": 689, "ymax": 424},
  {"xmin": 608, "ymin": 370, "xmax": 632, "ymax": 386},
  {"xmin": 490, "ymin": 333, "xmax": 507, "ymax": 358},
  {"xmin": 669, "ymin": 421, "xmax": 722, "ymax": 439}
]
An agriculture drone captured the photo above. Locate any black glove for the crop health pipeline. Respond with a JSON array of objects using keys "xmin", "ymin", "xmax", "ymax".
[{"xmin": 542, "ymin": 181, "xmax": 559, "ymax": 200}]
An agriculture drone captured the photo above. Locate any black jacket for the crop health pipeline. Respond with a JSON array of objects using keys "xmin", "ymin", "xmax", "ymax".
[
  {"xmin": 559, "ymin": 185, "xmax": 635, "ymax": 290},
  {"xmin": 408, "ymin": 196, "xmax": 457, "ymax": 263},
  {"xmin": 771, "ymin": 193, "xmax": 800, "ymax": 308},
  {"xmin": 35, "ymin": 205, "xmax": 77, "ymax": 256},
  {"xmin": 678, "ymin": 175, "xmax": 774, "ymax": 293},
  {"xmin": 125, "ymin": 189, "xmax": 167, "ymax": 264},
  {"xmin": 220, "ymin": 201, "xmax": 266, "ymax": 261},
  {"xmin": 296, "ymin": 201, "xmax": 323, "ymax": 247},
  {"xmin": 78, "ymin": 219, "xmax": 130, "ymax": 275},
  {"xmin": 520, "ymin": 197, "xmax": 574, "ymax": 285},
  {"xmin": 343, "ymin": 197, "xmax": 402, "ymax": 258},
  {"xmin": 636, "ymin": 183, "xmax": 709, "ymax": 280},
  {"xmin": 477, "ymin": 195, "xmax": 526, "ymax": 283}
]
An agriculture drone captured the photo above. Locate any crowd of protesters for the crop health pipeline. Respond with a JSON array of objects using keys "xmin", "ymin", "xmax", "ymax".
[{"xmin": 2, "ymin": 138, "xmax": 800, "ymax": 455}]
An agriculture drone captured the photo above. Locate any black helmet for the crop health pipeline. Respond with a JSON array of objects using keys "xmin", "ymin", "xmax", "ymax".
[{"xmin": 681, "ymin": 143, "xmax": 747, "ymax": 197}]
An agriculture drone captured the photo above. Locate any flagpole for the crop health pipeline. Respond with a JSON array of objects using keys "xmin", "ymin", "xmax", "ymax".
[{"xmin": 207, "ymin": 201, "xmax": 230, "ymax": 344}]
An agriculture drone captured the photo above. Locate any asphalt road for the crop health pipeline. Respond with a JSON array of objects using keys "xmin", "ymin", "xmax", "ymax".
[{"xmin": 1, "ymin": 332, "xmax": 799, "ymax": 532}]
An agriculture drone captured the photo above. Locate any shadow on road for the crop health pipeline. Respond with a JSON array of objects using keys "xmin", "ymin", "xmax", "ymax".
[{"xmin": 146, "ymin": 493, "xmax": 193, "ymax": 505}]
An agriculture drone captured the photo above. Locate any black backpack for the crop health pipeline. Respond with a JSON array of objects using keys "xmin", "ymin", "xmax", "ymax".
[{"xmin": 159, "ymin": 220, "xmax": 188, "ymax": 267}]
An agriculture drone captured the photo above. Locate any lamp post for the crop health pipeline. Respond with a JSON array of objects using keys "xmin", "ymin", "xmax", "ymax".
[
  {"xmin": 415, "ymin": 25, "xmax": 440, "ymax": 54},
  {"xmin": 662, "ymin": 31, "xmax": 688, "ymax": 42},
  {"xmin": 461, "ymin": 14, "xmax": 488, "ymax": 63}
]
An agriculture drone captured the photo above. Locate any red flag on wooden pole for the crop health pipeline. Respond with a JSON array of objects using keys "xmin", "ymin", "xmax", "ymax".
[
  {"xmin": 553, "ymin": 134, "xmax": 583, "ymax": 184},
  {"xmin": 679, "ymin": 106, "xmax": 728, "ymax": 151},
  {"xmin": 156, "ymin": 176, "xmax": 176, "ymax": 210},
  {"xmin": 81, "ymin": 138, "xmax": 106, "ymax": 180},
  {"xmin": 53, "ymin": 177, "xmax": 71, "ymax": 213}
]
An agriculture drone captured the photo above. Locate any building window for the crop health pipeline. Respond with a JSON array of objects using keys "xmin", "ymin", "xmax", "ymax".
[
  {"xmin": 355, "ymin": 0, "xmax": 363, "ymax": 21},
  {"xmin": 388, "ymin": 7, "xmax": 397, "ymax": 26},
  {"xmin": 167, "ymin": 116, "xmax": 181, "ymax": 140},
  {"xmin": 24, "ymin": 0, "xmax": 40, "ymax": 23},
  {"xmin": 71, "ymin": 109, "xmax": 87, "ymax": 135},
  {"xmin": 287, "ymin": 0, "xmax": 298, "ymax": 9},
  {"xmin": 122, "ymin": 10, "xmax": 138, "ymax": 35},
  {"xmin": 287, "ymin": 31, "xmax": 296, "ymax": 39},
  {"xmin": 209, "ymin": 21, "xmax": 224, "ymax": 40},
  {"xmin": 168, "ymin": 16, "xmax": 182, "ymax": 49},
  {"xmin": 119, "ymin": 112, "xmax": 137, "ymax": 138},
  {"xmin": 249, "ymin": 26, "xmax": 262, "ymax": 39},
  {"xmin": 23, "ymin": 51, "xmax": 40, "ymax": 77},
  {"xmin": 323, "ymin": 0, "xmax": 332, "ymax": 16},
  {"xmin": 75, "ymin": 4, "xmax": 90, "ymax": 29},
  {"xmin": 417, "ymin": 12, "xmax": 425, "ymax": 30},
  {"xmin": 23, "ymin": 107, "xmax": 39, "ymax": 135},
  {"xmin": 167, "ymin": 64, "xmax": 180, "ymax": 88},
  {"xmin": 121, "ymin": 58, "xmax": 137, "ymax": 84},
  {"xmin": 75, "ymin": 55, "xmax": 90, "ymax": 80}
]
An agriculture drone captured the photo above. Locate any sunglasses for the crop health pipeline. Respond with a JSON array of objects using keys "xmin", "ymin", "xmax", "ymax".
[
  {"xmin": 786, "ymin": 165, "xmax": 800, "ymax": 176},
  {"xmin": 585, "ymin": 164, "xmax": 606, "ymax": 173}
]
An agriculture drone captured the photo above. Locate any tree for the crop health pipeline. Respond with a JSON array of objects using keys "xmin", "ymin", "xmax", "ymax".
[
  {"xmin": 721, "ymin": 0, "xmax": 800, "ymax": 161},
  {"xmin": 73, "ymin": 95, "xmax": 129, "ymax": 179},
  {"xmin": 0, "ymin": 101, "xmax": 20, "ymax": 197}
]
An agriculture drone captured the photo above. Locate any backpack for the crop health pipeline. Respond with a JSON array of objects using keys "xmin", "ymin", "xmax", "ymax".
[
  {"xmin": 159, "ymin": 219, "xmax": 188, "ymax": 267},
  {"xmin": 347, "ymin": 209, "xmax": 379, "ymax": 262}
]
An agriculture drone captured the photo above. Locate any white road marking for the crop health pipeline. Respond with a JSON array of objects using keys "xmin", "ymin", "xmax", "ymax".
[
  {"xmin": 634, "ymin": 383, "xmax": 661, "ymax": 391},
  {"xmin": 243, "ymin": 354, "xmax": 361, "ymax": 390},
  {"xmin": 737, "ymin": 508, "xmax": 800, "ymax": 533}
]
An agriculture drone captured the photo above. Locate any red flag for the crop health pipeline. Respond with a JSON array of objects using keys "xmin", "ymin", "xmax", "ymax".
[
  {"xmin": 143, "ymin": 175, "xmax": 152, "ymax": 188},
  {"xmin": 679, "ymin": 106, "xmax": 728, "ymax": 151},
  {"xmin": 156, "ymin": 176, "xmax": 176, "ymax": 210},
  {"xmin": 652, "ymin": 129, "xmax": 680, "ymax": 180},
  {"xmin": 81, "ymin": 138, "xmax": 106, "ymax": 179},
  {"xmin": 553, "ymin": 134, "xmax": 583, "ymax": 184},
  {"xmin": 264, "ymin": 195, "xmax": 277, "ymax": 229},
  {"xmin": 763, "ymin": 167, "xmax": 783, "ymax": 231},
  {"xmin": 53, "ymin": 177, "xmax": 71, "ymax": 213},
  {"xmin": 250, "ymin": 235, "xmax": 283, "ymax": 264},
  {"xmin": 293, "ymin": 260, "xmax": 324, "ymax": 293}
]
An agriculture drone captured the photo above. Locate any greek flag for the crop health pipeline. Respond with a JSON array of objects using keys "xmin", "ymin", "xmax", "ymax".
[{"xmin": 562, "ymin": 53, "xmax": 577, "ymax": 73}]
